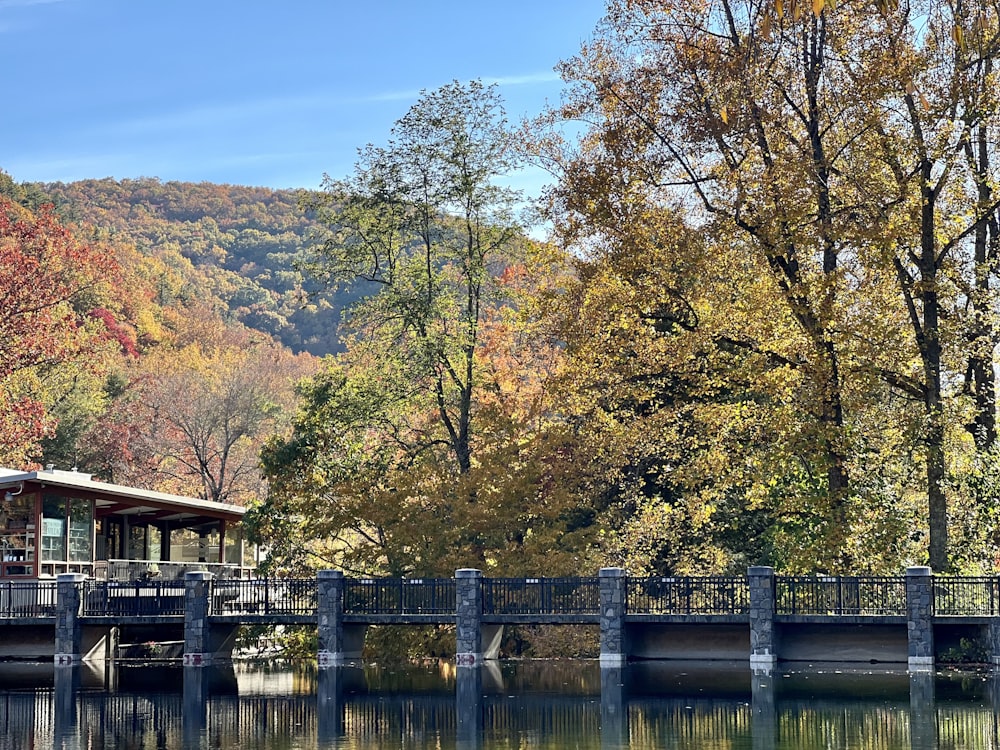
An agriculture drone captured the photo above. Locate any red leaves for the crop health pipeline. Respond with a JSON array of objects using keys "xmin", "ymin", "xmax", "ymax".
[
  {"xmin": 88, "ymin": 307, "xmax": 140, "ymax": 357},
  {"xmin": 0, "ymin": 198, "xmax": 118, "ymax": 376},
  {"xmin": 0, "ymin": 198, "xmax": 122, "ymax": 464}
]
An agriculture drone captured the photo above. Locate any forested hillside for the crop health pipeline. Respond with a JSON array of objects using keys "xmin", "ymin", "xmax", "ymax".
[
  {"xmin": 0, "ymin": 171, "xmax": 318, "ymax": 508},
  {"xmin": 35, "ymin": 177, "xmax": 356, "ymax": 356}
]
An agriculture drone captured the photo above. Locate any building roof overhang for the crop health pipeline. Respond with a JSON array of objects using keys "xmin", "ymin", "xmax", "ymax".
[{"xmin": 0, "ymin": 467, "xmax": 245, "ymax": 526}]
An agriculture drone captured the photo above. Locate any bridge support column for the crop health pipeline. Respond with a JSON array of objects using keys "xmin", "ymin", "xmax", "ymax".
[
  {"xmin": 54, "ymin": 573, "xmax": 87, "ymax": 665},
  {"xmin": 317, "ymin": 570, "xmax": 366, "ymax": 665},
  {"xmin": 599, "ymin": 567, "xmax": 628, "ymax": 666},
  {"xmin": 183, "ymin": 571, "xmax": 214, "ymax": 666},
  {"xmin": 990, "ymin": 617, "xmax": 1000, "ymax": 666},
  {"xmin": 905, "ymin": 566, "xmax": 934, "ymax": 671},
  {"xmin": 456, "ymin": 569, "xmax": 483, "ymax": 666},
  {"xmin": 748, "ymin": 566, "xmax": 777, "ymax": 668}
]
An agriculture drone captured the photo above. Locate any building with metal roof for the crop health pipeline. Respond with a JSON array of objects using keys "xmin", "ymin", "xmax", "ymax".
[{"xmin": 0, "ymin": 467, "xmax": 250, "ymax": 580}]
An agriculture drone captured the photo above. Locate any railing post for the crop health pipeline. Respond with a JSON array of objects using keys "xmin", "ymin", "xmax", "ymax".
[
  {"xmin": 54, "ymin": 573, "xmax": 87, "ymax": 665},
  {"xmin": 456, "ymin": 568, "xmax": 483, "ymax": 666},
  {"xmin": 317, "ymin": 570, "xmax": 364, "ymax": 665},
  {"xmin": 748, "ymin": 566, "xmax": 777, "ymax": 668},
  {"xmin": 599, "ymin": 567, "xmax": 628, "ymax": 666},
  {"xmin": 906, "ymin": 566, "xmax": 935, "ymax": 671},
  {"xmin": 183, "ymin": 571, "xmax": 214, "ymax": 666}
]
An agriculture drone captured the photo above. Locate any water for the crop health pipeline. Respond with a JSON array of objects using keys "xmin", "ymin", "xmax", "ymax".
[{"xmin": 0, "ymin": 659, "xmax": 996, "ymax": 749}]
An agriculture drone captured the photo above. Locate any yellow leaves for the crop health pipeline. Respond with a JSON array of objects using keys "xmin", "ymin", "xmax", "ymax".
[
  {"xmin": 874, "ymin": 0, "xmax": 897, "ymax": 15},
  {"xmin": 770, "ymin": 0, "xmax": 825, "ymax": 24},
  {"xmin": 952, "ymin": 24, "xmax": 964, "ymax": 50},
  {"xmin": 904, "ymin": 80, "xmax": 931, "ymax": 111},
  {"xmin": 719, "ymin": 105, "xmax": 729, "ymax": 124}
]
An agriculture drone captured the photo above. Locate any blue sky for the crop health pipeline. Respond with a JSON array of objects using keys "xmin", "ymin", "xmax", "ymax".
[{"xmin": 1, "ymin": 0, "xmax": 604, "ymax": 195}]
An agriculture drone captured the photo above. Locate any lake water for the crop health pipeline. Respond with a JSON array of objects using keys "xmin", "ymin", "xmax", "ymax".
[{"xmin": 0, "ymin": 659, "xmax": 996, "ymax": 749}]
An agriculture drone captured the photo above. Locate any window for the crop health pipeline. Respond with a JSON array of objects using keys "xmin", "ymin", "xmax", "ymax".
[
  {"xmin": 42, "ymin": 495, "xmax": 67, "ymax": 561},
  {"xmin": 0, "ymin": 493, "xmax": 36, "ymax": 576},
  {"xmin": 42, "ymin": 494, "xmax": 94, "ymax": 564},
  {"xmin": 68, "ymin": 500, "xmax": 92, "ymax": 562}
]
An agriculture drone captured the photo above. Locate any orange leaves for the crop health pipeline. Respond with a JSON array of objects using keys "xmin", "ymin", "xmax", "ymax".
[
  {"xmin": 0, "ymin": 198, "xmax": 124, "ymax": 466},
  {"xmin": 0, "ymin": 199, "xmax": 119, "ymax": 377}
]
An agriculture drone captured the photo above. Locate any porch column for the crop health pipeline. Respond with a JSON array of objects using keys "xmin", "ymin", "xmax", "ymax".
[
  {"xmin": 218, "ymin": 520, "xmax": 227, "ymax": 564},
  {"xmin": 183, "ymin": 570, "xmax": 214, "ymax": 666},
  {"xmin": 54, "ymin": 573, "xmax": 87, "ymax": 665}
]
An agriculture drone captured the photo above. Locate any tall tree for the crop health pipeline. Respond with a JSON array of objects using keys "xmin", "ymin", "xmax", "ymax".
[
  {"xmin": 536, "ymin": 0, "xmax": 897, "ymax": 568},
  {"xmin": 136, "ymin": 325, "xmax": 313, "ymax": 505},
  {"xmin": 257, "ymin": 82, "xmax": 605, "ymax": 576},
  {"xmin": 537, "ymin": 0, "xmax": 1000, "ymax": 571},
  {"xmin": 301, "ymin": 80, "xmax": 523, "ymax": 476},
  {"xmin": 853, "ymin": 0, "xmax": 1000, "ymax": 569}
]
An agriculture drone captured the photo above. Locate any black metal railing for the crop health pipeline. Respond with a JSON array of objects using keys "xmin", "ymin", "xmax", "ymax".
[
  {"xmin": 776, "ymin": 576, "xmax": 906, "ymax": 616},
  {"xmin": 0, "ymin": 580, "xmax": 57, "ymax": 617},
  {"xmin": 344, "ymin": 578, "xmax": 456, "ymax": 615},
  {"xmin": 210, "ymin": 578, "xmax": 316, "ymax": 616},
  {"xmin": 482, "ymin": 577, "xmax": 600, "ymax": 615},
  {"xmin": 81, "ymin": 579, "xmax": 186, "ymax": 617},
  {"xmin": 933, "ymin": 577, "xmax": 1000, "ymax": 616},
  {"xmin": 22, "ymin": 572, "xmax": 1000, "ymax": 621},
  {"xmin": 627, "ymin": 576, "xmax": 749, "ymax": 615}
]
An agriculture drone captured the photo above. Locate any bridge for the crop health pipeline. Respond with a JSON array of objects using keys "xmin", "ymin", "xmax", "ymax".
[{"xmin": 1, "ymin": 566, "xmax": 998, "ymax": 668}]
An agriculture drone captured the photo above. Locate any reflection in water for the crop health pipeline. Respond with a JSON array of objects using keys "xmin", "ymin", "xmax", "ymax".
[{"xmin": 0, "ymin": 660, "xmax": 995, "ymax": 748}]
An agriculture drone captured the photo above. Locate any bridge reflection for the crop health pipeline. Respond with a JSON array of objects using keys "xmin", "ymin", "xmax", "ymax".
[{"xmin": 0, "ymin": 661, "xmax": 994, "ymax": 748}]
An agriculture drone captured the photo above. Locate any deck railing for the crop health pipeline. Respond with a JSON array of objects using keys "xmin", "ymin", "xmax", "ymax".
[
  {"xmin": 344, "ymin": 578, "xmax": 456, "ymax": 615},
  {"xmin": 94, "ymin": 560, "xmax": 252, "ymax": 582},
  {"xmin": 776, "ymin": 576, "xmax": 907, "ymax": 616},
  {"xmin": 627, "ymin": 577, "xmax": 749, "ymax": 615},
  {"xmin": 933, "ymin": 577, "xmax": 1000, "ymax": 616},
  {"xmin": 482, "ymin": 577, "xmax": 600, "ymax": 615},
  {"xmin": 210, "ymin": 578, "xmax": 316, "ymax": 616}
]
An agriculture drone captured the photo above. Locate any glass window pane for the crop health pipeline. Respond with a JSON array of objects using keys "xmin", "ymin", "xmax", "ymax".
[
  {"xmin": 68, "ymin": 499, "xmax": 92, "ymax": 562},
  {"xmin": 0, "ymin": 493, "xmax": 35, "ymax": 571},
  {"xmin": 128, "ymin": 525, "xmax": 146, "ymax": 560},
  {"xmin": 42, "ymin": 494, "xmax": 67, "ymax": 562}
]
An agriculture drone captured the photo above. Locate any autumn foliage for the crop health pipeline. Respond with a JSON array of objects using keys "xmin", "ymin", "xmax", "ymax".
[{"xmin": 0, "ymin": 198, "xmax": 119, "ymax": 465}]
